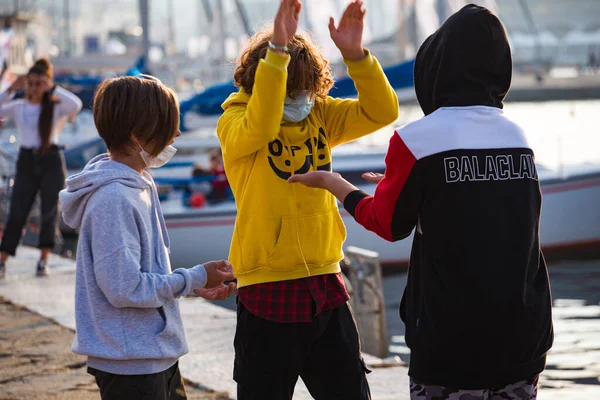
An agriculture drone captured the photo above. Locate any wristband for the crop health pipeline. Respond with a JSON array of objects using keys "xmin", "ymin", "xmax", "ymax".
[{"xmin": 268, "ymin": 41, "xmax": 289, "ymax": 54}]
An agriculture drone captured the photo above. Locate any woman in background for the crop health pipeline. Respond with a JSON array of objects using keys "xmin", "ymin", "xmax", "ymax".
[{"xmin": 0, "ymin": 58, "xmax": 82, "ymax": 278}]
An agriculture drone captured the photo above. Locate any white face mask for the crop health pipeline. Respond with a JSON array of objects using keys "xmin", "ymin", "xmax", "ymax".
[
  {"xmin": 283, "ymin": 92, "xmax": 314, "ymax": 123},
  {"xmin": 139, "ymin": 144, "xmax": 177, "ymax": 169}
]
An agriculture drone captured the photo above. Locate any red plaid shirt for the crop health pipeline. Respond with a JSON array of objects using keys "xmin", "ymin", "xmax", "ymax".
[{"xmin": 237, "ymin": 273, "xmax": 350, "ymax": 323}]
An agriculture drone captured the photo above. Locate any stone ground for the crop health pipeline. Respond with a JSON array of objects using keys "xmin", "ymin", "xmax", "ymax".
[{"xmin": 0, "ymin": 297, "xmax": 230, "ymax": 400}]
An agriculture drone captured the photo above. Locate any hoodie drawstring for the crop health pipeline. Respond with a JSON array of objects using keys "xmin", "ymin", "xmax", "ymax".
[
  {"xmin": 145, "ymin": 174, "xmax": 171, "ymax": 252},
  {"xmin": 282, "ymin": 135, "xmax": 311, "ymax": 277}
]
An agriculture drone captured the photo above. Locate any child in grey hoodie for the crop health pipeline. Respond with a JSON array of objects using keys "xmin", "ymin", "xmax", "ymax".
[{"xmin": 60, "ymin": 76, "xmax": 236, "ymax": 400}]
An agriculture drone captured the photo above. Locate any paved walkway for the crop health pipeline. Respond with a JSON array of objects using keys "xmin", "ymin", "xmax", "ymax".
[{"xmin": 0, "ymin": 247, "xmax": 410, "ymax": 400}]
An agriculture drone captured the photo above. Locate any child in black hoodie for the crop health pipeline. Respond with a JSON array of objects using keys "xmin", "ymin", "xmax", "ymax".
[{"xmin": 291, "ymin": 4, "xmax": 553, "ymax": 399}]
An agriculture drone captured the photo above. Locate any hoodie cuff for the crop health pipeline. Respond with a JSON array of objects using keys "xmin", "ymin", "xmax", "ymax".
[
  {"xmin": 343, "ymin": 49, "xmax": 375, "ymax": 75},
  {"xmin": 173, "ymin": 265, "xmax": 208, "ymax": 296},
  {"xmin": 265, "ymin": 49, "xmax": 291, "ymax": 70},
  {"xmin": 344, "ymin": 189, "xmax": 370, "ymax": 218}
]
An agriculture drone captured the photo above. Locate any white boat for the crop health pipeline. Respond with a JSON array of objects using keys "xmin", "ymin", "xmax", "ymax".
[{"xmin": 161, "ymin": 161, "xmax": 600, "ymax": 269}]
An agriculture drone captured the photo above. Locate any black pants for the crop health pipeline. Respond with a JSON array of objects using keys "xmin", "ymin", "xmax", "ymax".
[
  {"xmin": 0, "ymin": 147, "xmax": 65, "ymax": 256},
  {"xmin": 234, "ymin": 302, "xmax": 372, "ymax": 400},
  {"xmin": 88, "ymin": 362, "xmax": 187, "ymax": 400}
]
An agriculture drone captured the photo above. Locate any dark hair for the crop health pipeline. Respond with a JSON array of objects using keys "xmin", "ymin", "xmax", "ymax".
[
  {"xmin": 93, "ymin": 76, "xmax": 180, "ymax": 157},
  {"xmin": 234, "ymin": 27, "xmax": 334, "ymax": 100},
  {"xmin": 28, "ymin": 58, "xmax": 55, "ymax": 154}
]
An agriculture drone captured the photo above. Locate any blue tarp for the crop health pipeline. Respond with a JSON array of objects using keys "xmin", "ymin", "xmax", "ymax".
[
  {"xmin": 330, "ymin": 58, "xmax": 415, "ymax": 98},
  {"xmin": 179, "ymin": 81, "xmax": 238, "ymax": 119},
  {"xmin": 54, "ymin": 57, "xmax": 148, "ymax": 109}
]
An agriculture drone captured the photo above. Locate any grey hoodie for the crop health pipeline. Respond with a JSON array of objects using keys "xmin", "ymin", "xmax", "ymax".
[{"xmin": 60, "ymin": 154, "xmax": 207, "ymax": 375}]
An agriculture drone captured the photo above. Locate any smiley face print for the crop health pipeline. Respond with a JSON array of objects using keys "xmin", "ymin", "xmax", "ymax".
[{"xmin": 267, "ymin": 128, "xmax": 332, "ymax": 180}]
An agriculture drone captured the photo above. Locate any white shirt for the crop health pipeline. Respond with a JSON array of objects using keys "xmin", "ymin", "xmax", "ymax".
[{"xmin": 0, "ymin": 86, "xmax": 83, "ymax": 149}]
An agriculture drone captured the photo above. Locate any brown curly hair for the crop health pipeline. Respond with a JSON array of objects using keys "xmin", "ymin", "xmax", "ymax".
[{"xmin": 234, "ymin": 27, "xmax": 334, "ymax": 100}]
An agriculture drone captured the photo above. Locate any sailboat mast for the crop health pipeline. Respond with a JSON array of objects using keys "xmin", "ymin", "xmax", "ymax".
[
  {"xmin": 216, "ymin": 0, "xmax": 227, "ymax": 65},
  {"xmin": 199, "ymin": 0, "xmax": 213, "ymax": 27},
  {"xmin": 63, "ymin": 0, "xmax": 71, "ymax": 57},
  {"xmin": 167, "ymin": 0, "xmax": 176, "ymax": 55},
  {"xmin": 396, "ymin": 0, "xmax": 407, "ymax": 61},
  {"xmin": 517, "ymin": 0, "xmax": 542, "ymax": 73},
  {"xmin": 139, "ymin": 0, "xmax": 151, "ymax": 66}
]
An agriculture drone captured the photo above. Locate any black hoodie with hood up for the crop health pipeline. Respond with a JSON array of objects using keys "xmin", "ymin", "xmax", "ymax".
[{"xmin": 344, "ymin": 4, "xmax": 553, "ymax": 389}]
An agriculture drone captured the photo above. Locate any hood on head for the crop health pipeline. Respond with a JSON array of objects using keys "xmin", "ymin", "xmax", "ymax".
[
  {"xmin": 414, "ymin": 4, "xmax": 512, "ymax": 116},
  {"xmin": 59, "ymin": 154, "xmax": 152, "ymax": 229}
]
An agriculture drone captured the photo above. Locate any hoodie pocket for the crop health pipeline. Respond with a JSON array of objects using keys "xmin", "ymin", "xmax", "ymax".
[
  {"xmin": 267, "ymin": 208, "xmax": 346, "ymax": 270},
  {"xmin": 119, "ymin": 307, "xmax": 169, "ymax": 359},
  {"xmin": 154, "ymin": 302, "xmax": 188, "ymax": 358}
]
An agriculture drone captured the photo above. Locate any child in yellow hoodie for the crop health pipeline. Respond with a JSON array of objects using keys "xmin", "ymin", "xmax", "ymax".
[{"xmin": 217, "ymin": 0, "xmax": 398, "ymax": 398}]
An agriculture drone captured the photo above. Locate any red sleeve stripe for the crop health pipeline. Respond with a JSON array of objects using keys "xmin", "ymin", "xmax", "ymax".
[{"xmin": 352, "ymin": 132, "xmax": 416, "ymax": 242}]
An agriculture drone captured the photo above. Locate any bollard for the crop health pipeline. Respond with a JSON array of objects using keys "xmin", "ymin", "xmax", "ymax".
[{"xmin": 344, "ymin": 246, "xmax": 389, "ymax": 359}]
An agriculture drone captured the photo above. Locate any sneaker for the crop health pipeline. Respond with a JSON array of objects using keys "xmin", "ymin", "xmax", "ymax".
[
  {"xmin": 36, "ymin": 260, "xmax": 49, "ymax": 277},
  {"xmin": 0, "ymin": 262, "xmax": 5, "ymax": 279}
]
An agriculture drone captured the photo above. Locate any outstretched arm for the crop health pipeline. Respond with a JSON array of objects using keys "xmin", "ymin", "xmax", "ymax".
[{"xmin": 289, "ymin": 132, "xmax": 423, "ymax": 241}]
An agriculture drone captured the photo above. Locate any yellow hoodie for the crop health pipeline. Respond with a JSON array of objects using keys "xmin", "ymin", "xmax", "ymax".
[{"xmin": 218, "ymin": 49, "xmax": 398, "ymax": 288}]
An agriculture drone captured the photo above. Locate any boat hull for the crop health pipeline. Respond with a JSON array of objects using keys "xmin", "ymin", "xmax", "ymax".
[{"xmin": 164, "ymin": 172, "xmax": 600, "ymax": 269}]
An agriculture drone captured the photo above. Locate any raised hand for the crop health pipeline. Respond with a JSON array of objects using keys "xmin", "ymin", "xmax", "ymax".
[
  {"xmin": 329, "ymin": 0, "xmax": 366, "ymax": 60},
  {"xmin": 8, "ymin": 76, "xmax": 26, "ymax": 93},
  {"xmin": 273, "ymin": 0, "xmax": 302, "ymax": 46},
  {"xmin": 40, "ymin": 77, "xmax": 54, "ymax": 94},
  {"xmin": 362, "ymin": 172, "xmax": 384, "ymax": 184}
]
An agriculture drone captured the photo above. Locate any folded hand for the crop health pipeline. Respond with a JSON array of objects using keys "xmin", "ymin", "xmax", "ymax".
[{"xmin": 203, "ymin": 260, "xmax": 235, "ymax": 289}]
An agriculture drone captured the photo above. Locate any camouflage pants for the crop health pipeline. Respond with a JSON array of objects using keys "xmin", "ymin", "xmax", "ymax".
[{"xmin": 410, "ymin": 376, "xmax": 538, "ymax": 400}]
